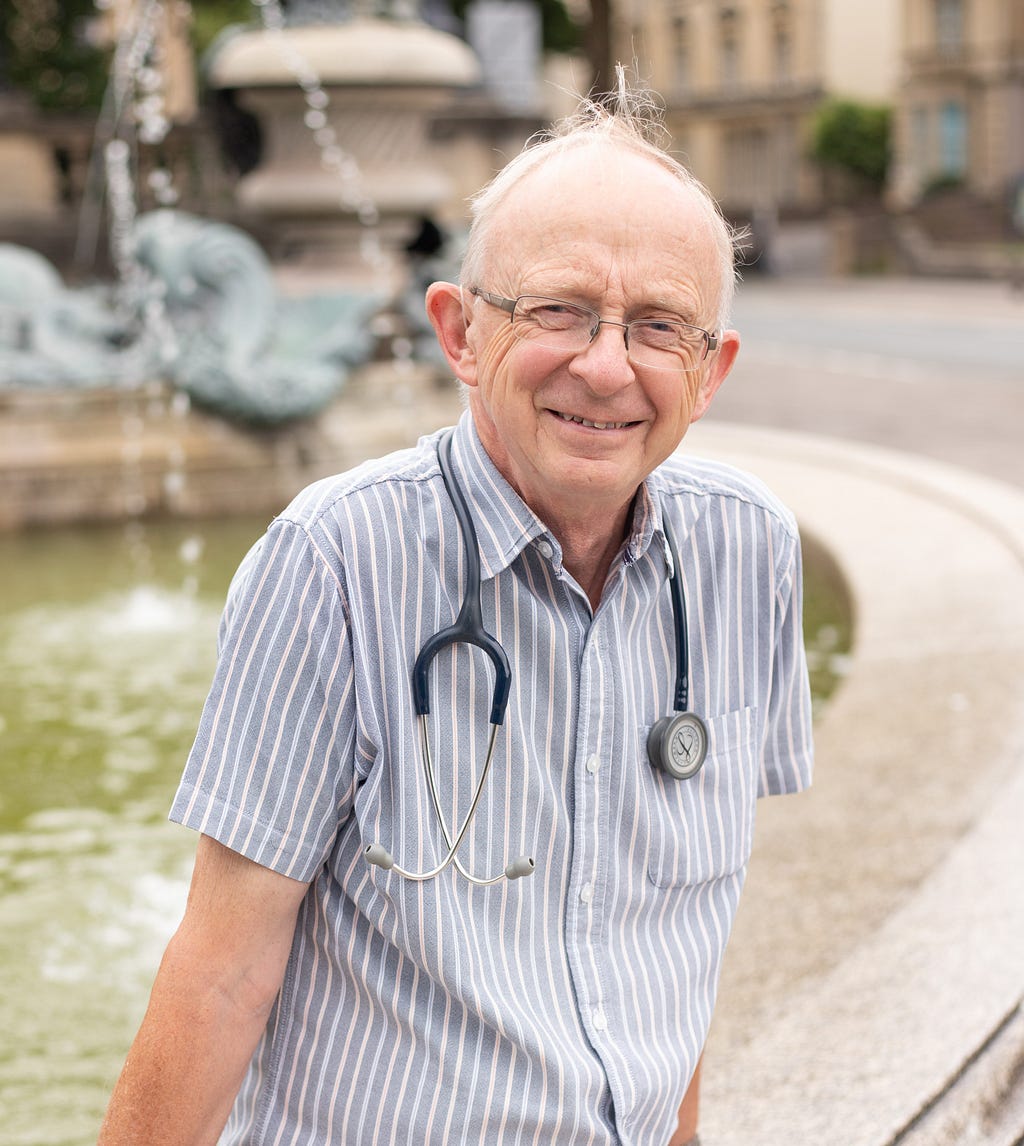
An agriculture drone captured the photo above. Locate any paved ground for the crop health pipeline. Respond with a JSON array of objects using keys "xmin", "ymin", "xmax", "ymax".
[
  {"xmin": 690, "ymin": 275, "xmax": 1024, "ymax": 1146},
  {"xmin": 712, "ymin": 275, "xmax": 1024, "ymax": 488}
]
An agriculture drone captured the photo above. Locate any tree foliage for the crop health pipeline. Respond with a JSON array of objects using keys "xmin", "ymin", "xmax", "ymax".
[
  {"xmin": 810, "ymin": 99, "xmax": 892, "ymax": 189},
  {"xmin": 0, "ymin": 0, "xmax": 111, "ymax": 112},
  {"xmin": 191, "ymin": 0, "xmax": 259, "ymax": 57}
]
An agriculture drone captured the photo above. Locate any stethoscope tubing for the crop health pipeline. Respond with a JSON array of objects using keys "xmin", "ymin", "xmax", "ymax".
[
  {"xmin": 411, "ymin": 430, "xmax": 511, "ymax": 725},
  {"xmin": 662, "ymin": 517, "xmax": 691, "ymax": 713}
]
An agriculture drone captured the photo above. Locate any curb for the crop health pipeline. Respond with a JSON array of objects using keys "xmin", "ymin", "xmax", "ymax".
[{"xmin": 684, "ymin": 422, "xmax": 1024, "ymax": 1146}]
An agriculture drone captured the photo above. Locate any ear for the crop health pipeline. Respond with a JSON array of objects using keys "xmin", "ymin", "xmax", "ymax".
[
  {"xmin": 689, "ymin": 329, "xmax": 740, "ymax": 423},
  {"xmin": 425, "ymin": 281, "xmax": 479, "ymax": 387}
]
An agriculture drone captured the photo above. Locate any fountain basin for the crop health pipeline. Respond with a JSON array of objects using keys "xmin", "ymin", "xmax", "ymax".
[{"xmin": 0, "ymin": 361, "xmax": 461, "ymax": 530}]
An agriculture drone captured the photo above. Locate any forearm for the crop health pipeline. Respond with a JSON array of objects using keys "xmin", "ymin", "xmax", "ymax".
[
  {"xmin": 98, "ymin": 927, "xmax": 274, "ymax": 1145},
  {"xmin": 99, "ymin": 837, "xmax": 306, "ymax": 1146},
  {"xmin": 667, "ymin": 1054, "xmax": 702, "ymax": 1146}
]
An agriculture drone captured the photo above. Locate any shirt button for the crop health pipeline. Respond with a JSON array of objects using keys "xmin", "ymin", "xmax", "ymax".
[
  {"xmin": 586, "ymin": 754, "xmax": 600, "ymax": 774},
  {"xmin": 592, "ymin": 1009, "xmax": 607, "ymax": 1031},
  {"xmin": 536, "ymin": 539, "xmax": 554, "ymax": 560},
  {"xmin": 580, "ymin": 882, "xmax": 594, "ymax": 903}
]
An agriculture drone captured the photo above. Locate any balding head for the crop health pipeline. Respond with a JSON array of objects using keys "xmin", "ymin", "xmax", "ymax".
[{"xmin": 460, "ymin": 84, "xmax": 739, "ymax": 328}]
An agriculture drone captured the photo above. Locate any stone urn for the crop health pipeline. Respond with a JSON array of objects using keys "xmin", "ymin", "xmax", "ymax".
[{"xmin": 206, "ymin": 16, "xmax": 481, "ymax": 287}]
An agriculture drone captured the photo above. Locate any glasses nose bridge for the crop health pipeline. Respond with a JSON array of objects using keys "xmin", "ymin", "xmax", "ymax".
[{"xmin": 588, "ymin": 315, "xmax": 632, "ymax": 351}]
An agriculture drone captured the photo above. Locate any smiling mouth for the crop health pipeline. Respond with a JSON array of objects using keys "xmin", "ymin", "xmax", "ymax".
[{"xmin": 553, "ymin": 411, "xmax": 637, "ymax": 431}]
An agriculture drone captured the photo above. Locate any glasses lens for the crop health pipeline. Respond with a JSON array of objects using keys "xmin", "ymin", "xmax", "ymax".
[
  {"xmin": 511, "ymin": 297, "xmax": 594, "ymax": 353},
  {"xmin": 628, "ymin": 321, "xmax": 708, "ymax": 373}
]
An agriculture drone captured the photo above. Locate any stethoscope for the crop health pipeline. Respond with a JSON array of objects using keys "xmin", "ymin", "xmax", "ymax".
[{"xmin": 364, "ymin": 429, "xmax": 708, "ymax": 886}]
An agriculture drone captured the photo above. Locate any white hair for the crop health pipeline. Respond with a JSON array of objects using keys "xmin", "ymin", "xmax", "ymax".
[{"xmin": 459, "ymin": 73, "xmax": 741, "ymax": 328}]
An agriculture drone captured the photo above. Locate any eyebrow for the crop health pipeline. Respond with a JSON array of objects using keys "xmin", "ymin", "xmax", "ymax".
[{"xmin": 521, "ymin": 286, "xmax": 700, "ymax": 322}]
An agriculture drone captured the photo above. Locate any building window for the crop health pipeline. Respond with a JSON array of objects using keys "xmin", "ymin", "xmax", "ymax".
[
  {"xmin": 771, "ymin": 2, "xmax": 791, "ymax": 81},
  {"xmin": 939, "ymin": 100, "xmax": 967, "ymax": 177},
  {"xmin": 773, "ymin": 26, "xmax": 791, "ymax": 81},
  {"xmin": 776, "ymin": 115, "xmax": 799, "ymax": 200},
  {"xmin": 724, "ymin": 126, "xmax": 768, "ymax": 205},
  {"xmin": 719, "ymin": 7, "xmax": 741, "ymax": 90},
  {"xmin": 672, "ymin": 13, "xmax": 691, "ymax": 94},
  {"xmin": 911, "ymin": 105, "xmax": 930, "ymax": 175},
  {"xmin": 934, "ymin": 0, "xmax": 964, "ymax": 54}
]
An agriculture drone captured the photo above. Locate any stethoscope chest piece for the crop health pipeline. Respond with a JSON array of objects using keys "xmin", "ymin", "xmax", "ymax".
[{"xmin": 647, "ymin": 711, "xmax": 709, "ymax": 781}]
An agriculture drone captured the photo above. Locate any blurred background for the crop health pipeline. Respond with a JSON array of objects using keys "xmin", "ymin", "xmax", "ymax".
[
  {"xmin": 3, "ymin": 0, "xmax": 1022, "ymax": 285},
  {"xmin": 0, "ymin": 2, "xmax": 1021, "ymax": 1143}
]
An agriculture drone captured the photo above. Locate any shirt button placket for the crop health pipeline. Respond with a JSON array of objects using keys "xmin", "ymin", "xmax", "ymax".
[
  {"xmin": 581, "ymin": 749, "xmax": 603, "ymax": 1037},
  {"xmin": 582, "ymin": 756, "xmax": 600, "ymax": 908},
  {"xmin": 573, "ymin": 628, "xmax": 611, "ymax": 1055}
]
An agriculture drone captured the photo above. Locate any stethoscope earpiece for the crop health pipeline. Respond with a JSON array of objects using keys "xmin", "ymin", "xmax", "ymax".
[
  {"xmin": 647, "ymin": 711, "xmax": 709, "ymax": 781},
  {"xmin": 363, "ymin": 843, "xmax": 395, "ymax": 871},
  {"xmin": 504, "ymin": 855, "xmax": 536, "ymax": 880}
]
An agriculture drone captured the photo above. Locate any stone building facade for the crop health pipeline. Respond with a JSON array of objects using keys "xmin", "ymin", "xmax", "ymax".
[
  {"xmin": 610, "ymin": 0, "xmax": 900, "ymax": 218},
  {"xmin": 891, "ymin": 0, "xmax": 1024, "ymax": 209}
]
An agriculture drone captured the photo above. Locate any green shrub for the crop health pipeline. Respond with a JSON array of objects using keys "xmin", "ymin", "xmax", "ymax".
[{"xmin": 810, "ymin": 98, "xmax": 892, "ymax": 189}]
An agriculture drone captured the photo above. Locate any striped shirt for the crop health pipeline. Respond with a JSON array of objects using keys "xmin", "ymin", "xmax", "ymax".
[{"xmin": 171, "ymin": 411, "xmax": 813, "ymax": 1145}]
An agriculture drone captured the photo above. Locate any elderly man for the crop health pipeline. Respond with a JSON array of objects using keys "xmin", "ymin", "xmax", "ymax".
[{"xmin": 100, "ymin": 88, "xmax": 812, "ymax": 1146}]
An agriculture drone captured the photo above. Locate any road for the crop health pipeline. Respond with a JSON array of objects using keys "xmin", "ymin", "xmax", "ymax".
[{"xmin": 710, "ymin": 275, "xmax": 1024, "ymax": 488}]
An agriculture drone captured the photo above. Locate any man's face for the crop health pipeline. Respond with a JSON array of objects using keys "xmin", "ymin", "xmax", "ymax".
[{"xmin": 439, "ymin": 144, "xmax": 738, "ymax": 526}]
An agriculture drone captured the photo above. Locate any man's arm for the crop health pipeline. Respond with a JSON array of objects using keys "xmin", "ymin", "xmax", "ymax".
[
  {"xmin": 668, "ymin": 1054, "xmax": 702, "ymax": 1146},
  {"xmin": 98, "ymin": 835, "xmax": 309, "ymax": 1146}
]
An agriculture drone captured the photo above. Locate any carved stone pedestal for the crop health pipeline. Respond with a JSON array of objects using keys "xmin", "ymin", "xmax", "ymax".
[{"xmin": 207, "ymin": 18, "xmax": 480, "ymax": 288}]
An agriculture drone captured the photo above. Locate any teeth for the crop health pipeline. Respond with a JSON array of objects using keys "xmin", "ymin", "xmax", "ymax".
[{"xmin": 558, "ymin": 413, "xmax": 630, "ymax": 430}]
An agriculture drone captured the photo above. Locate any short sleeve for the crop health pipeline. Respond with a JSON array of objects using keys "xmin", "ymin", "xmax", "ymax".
[
  {"xmin": 758, "ymin": 528, "xmax": 815, "ymax": 797},
  {"xmin": 170, "ymin": 518, "xmax": 358, "ymax": 881}
]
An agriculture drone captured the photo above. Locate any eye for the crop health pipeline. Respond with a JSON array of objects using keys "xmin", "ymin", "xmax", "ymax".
[
  {"xmin": 632, "ymin": 319, "xmax": 688, "ymax": 347},
  {"xmin": 517, "ymin": 299, "xmax": 591, "ymax": 330}
]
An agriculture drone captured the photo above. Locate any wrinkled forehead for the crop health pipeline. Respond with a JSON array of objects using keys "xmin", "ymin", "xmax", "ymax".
[{"xmin": 483, "ymin": 142, "xmax": 724, "ymax": 304}]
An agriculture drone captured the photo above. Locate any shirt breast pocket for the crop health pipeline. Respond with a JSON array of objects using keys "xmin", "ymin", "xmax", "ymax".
[{"xmin": 644, "ymin": 707, "xmax": 759, "ymax": 888}]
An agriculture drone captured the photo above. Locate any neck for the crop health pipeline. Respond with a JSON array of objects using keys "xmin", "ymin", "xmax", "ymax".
[{"xmin": 541, "ymin": 500, "xmax": 633, "ymax": 610}]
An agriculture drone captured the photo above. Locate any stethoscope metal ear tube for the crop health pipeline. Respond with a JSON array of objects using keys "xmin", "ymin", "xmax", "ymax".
[{"xmin": 364, "ymin": 430, "xmax": 708, "ymax": 886}]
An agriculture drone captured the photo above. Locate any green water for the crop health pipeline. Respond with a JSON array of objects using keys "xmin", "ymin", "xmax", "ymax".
[
  {"xmin": 0, "ymin": 518, "xmax": 851, "ymax": 1144},
  {"xmin": 0, "ymin": 519, "xmax": 267, "ymax": 1145}
]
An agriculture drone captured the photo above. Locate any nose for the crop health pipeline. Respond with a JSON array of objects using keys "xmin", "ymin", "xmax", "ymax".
[{"xmin": 569, "ymin": 319, "xmax": 635, "ymax": 393}]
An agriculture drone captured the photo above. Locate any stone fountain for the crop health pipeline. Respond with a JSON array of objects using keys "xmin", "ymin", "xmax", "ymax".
[
  {"xmin": 0, "ymin": 1, "xmax": 487, "ymax": 529},
  {"xmin": 205, "ymin": 3, "xmax": 481, "ymax": 285}
]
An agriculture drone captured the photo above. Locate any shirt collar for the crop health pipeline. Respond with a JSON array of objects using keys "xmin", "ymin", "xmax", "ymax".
[
  {"xmin": 624, "ymin": 478, "xmax": 661, "ymax": 566},
  {"xmin": 440, "ymin": 412, "xmax": 669, "ymax": 581},
  {"xmin": 443, "ymin": 413, "xmax": 549, "ymax": 581}
]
